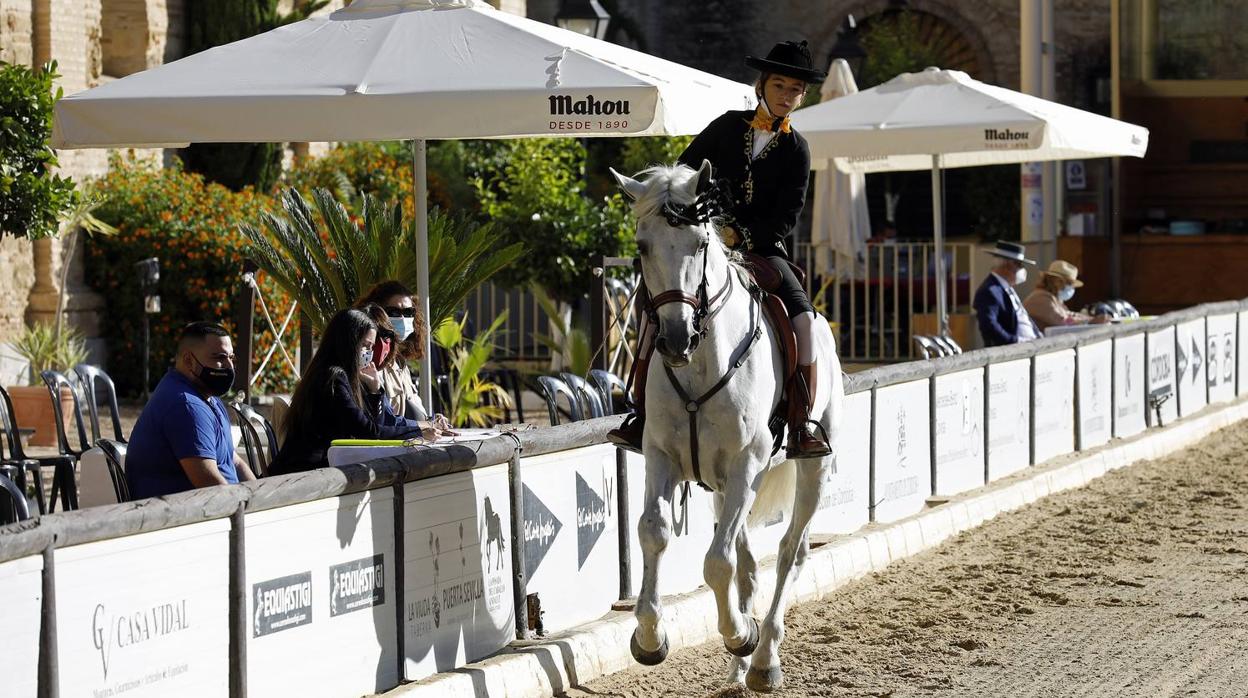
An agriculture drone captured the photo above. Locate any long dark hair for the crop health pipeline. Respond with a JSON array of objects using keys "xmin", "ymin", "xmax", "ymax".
[
  {"xmin": 357, "ymin": 279, "xmax": 425, "ymax": 362},
  {"xmin": 283, "ymin": 308, "xmax": 377, "ymax": 439}
]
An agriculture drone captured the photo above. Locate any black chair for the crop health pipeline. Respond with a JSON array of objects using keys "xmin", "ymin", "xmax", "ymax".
[
  {"xmin": 225, "ymin": 401, "xmax": 276, "ymax": 478},
  {"xmin": 0, "ymin": 385, "xmax": 73, "ymax": 514},
  {"xmin": 560, "ymin": 372, "xmax": 605, "ymax": 419},
  {"xmin": 74, "ymin": 364, "xmax": 127, "ymax": 443},
  {"xmin": 536, "ymin": 376, "xmax": 582, "ymax": 426},
  {"xmin": 0, "ymin": 471, "xmax": 31, "ymax": 524},
  {"xmin": 39, "ymin": 370, "xmax": 93, "ymax": 458},
  {"xmin": 934, "ymin": 335, "xmax": 963, "ymax": 356},
  {"xmin": 589, "ymin": 369, "xmax": 629, "ymax": 415},
  {"xmin": 481, "ymin": 368, "xmax": 526, "ymax": 424},
  {"xmin": 96, "ymin": 438, "xmax": 130, "ymax": 504},
  {"xmin": 913, "ymin": 335, "xmax": 940, "ymax": 360}
]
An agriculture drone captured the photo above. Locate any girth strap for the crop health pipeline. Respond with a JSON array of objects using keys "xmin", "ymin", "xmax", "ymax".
[{"xmin": 663, "ymin": 284, "xmax": 762, "ymax": 491}]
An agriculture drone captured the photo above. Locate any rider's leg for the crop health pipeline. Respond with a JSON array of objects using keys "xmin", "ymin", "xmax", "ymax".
[
  {"xmin": 607, "ymin": 313, "xmax": 655, "ymax": 453},
  {"xmin": 766, "ymin": 257, "xmax": 832, "ymax": 458}
]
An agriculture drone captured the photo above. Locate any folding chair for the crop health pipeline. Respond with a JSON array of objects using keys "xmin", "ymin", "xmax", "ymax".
[
  {"xmin": 74, "ymin": 364, "xmax": 127, "ymax": 442},
  {"xmin": 560, "ymin": 373, "xmax": 605, "ymax": 419},
  {"xmin": 536, "ymin": 376, "xmax": 583, "ymax": 426}
]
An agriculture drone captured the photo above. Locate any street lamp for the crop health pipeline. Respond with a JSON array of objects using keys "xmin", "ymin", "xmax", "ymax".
[
  {"xmin": 554, "ymin": 0, "xmax": 611, "ymax": 41},
  {"xmin": 827, "ymin": 15, "xmax": 867, "ymax": 79}
]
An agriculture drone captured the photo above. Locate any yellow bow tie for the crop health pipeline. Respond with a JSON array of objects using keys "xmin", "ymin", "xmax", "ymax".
[{"xmin": 749, "ymin": 107, "xmax": 790, "ymax": 134}]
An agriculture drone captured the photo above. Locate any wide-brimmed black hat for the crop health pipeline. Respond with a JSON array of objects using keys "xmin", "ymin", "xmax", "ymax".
[
  {"xmin": 745, "ymin": 40, "xmax": 827, "ymax": 83},
  {"xmin": 984, "ymin": 240, "xmax": 1036, "ymax": 265}
]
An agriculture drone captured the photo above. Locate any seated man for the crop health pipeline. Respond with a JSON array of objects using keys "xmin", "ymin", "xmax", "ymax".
[
  {"xmin": 126, "ymin": 321, "xmax": 256, "ymax": 499},
  {"xmin": 973, "ymin": 241, "xmax": 1040, "ymax": 347},
  {"xmin": 1024, "ymin": 260, "xmax": 1109, "ymax": 332}
]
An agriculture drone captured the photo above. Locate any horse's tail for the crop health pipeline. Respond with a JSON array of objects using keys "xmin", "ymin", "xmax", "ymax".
[{"xmin": 747, "ymin": 459, "xmax": 796, "ymax": 530}]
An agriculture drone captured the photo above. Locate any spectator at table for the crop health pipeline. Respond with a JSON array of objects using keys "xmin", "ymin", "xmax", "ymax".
[
  {"xmin": 1024, "ymin": 260, "xmax": 1108, "ymax": 332},
  {"xmin": 269, "ymin": 308, "xmax": 438, "ymax": 475},
  {"xmin": 126, "ymin": 321, "xmax": 256, "ymax": 499},
  {"xmin": 973, "ymin": 241, "xmax": 1040, "ymax": 347},
  {"xmin": 356, "ymin": 280, "xmax": 427, "ymax": 420}
]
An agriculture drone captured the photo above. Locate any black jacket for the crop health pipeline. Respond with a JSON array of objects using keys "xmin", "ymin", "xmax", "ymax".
[
  {"xmin": 269, "ymin": 370, "xmax": 423, "ymax": 475},
  {"xmin": 678, "ymin": 110, "xmax": 812, "ymax": 259}
]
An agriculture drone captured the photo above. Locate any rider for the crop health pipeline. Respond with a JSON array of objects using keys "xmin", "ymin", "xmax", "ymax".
[{"xmin": 608, "ymin": 40, "xmax": 831, "ymax": 459}]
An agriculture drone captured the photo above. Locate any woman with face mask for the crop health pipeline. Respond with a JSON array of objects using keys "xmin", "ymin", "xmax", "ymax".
[
  {"xmin": 269, "ymin": 308, "xmax": 437, "ymax": 475},
  {"xmin": 358, "ymin": 280, "xmax": 430, "ymax": 421},
  {"xmin": 1023, "ymin": 260, "xmax": 1107, "ymax": 332}
]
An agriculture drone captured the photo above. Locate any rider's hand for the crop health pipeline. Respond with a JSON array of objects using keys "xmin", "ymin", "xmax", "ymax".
[{"xmin": 720, "ymin": 225, "xmax": 741, "ymax": 247}]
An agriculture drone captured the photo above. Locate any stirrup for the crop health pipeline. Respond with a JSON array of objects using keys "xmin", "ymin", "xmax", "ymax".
[
  {"xmin": 607, "ymin": 412, "xmax": 645, "ymax": 454},
  {"xmin": 787, "ymin": 419, "xmax": 832, "ymax": 458}
]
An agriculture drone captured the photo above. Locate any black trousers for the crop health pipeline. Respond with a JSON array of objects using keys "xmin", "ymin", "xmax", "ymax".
[{"xmin": 764, "ymin": 255, "xmax": 815, "ymax": 317}]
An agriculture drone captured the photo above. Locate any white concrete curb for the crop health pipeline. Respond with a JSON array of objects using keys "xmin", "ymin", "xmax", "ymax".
[{"xmin": 385, "ymin": 399, "xmax": 1248, "ymax": 698}]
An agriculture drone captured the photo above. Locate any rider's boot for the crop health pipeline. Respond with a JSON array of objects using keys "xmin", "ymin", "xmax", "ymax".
[
  {"xmin": 787, "ymin": 359, "xmax": 832, "ymax": 458},
  {"xmin": 607, "ymin": 350, "xmax": 651, "ymax": 454}
]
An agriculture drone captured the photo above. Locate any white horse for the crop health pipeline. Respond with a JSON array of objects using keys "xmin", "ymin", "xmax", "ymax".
[{"xmin": 610, "ymin": 161, "xmax": 842, "ymax": 692}]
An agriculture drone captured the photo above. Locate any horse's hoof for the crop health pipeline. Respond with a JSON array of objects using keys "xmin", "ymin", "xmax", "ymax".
[
  {"xmin": 725, "ymin": 616, "xmax": 759, "ymax": 657},
  {"xmin": 630, "ymin": 631, "xmax": 669, "ymax": 666},
  {"xmin": 746, "ymin": 665, "xmax": 784, "ymax": 693}
]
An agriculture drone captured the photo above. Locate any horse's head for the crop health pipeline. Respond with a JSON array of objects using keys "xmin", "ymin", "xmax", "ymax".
[{"xmin": 611, "ymin": 160, "xmax": 724, "ymax": 368}]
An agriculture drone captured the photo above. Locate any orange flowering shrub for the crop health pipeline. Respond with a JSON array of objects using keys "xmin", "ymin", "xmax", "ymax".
[
  {"xmin": 86, "ymin": 154, "xmax": 297, "ymax": 396},
  {"xmin": 283, "ymin": 141, "xmax": 454, "ymax": 216}
]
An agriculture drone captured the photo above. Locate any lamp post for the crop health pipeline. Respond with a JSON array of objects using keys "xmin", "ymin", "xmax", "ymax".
[
  {"xmin": 554, "ymin": 0, "xmax": 611, "ymax": 41},
  {"xmin": 827, "ymin": 15, "xmax": 867, "ymax": 80}
]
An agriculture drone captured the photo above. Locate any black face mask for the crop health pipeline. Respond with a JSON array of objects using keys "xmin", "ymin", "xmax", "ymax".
[{"xmin": 191, "ymin": 354, "xmax": 235, "ymax": 397}]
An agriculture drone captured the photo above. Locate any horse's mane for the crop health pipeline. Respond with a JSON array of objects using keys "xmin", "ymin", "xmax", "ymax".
[{"xmin": 626, "ymin": 163, "xmax": 747, "ymax": 273}]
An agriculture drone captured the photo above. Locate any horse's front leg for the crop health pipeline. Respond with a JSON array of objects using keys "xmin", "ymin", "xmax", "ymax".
[
  {"xmin": 705, "ymin": 464, "xmax": 759, "ymax": 659},
  {"xmin": 726, "ymin": 526, "xmax": 757, "ymax": 684},
  {"xmin": 631, "ymin": 454, "xmax": 678, "ymax": 665},
  {"xmin": 746, "ymin": 457, "xmax": 829, "ymax": 692}
]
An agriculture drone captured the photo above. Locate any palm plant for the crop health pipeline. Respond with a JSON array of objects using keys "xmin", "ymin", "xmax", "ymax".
[
  {"xmin": 432, "ymin": 312, "xmax": 512, "ymax": 427},
  {"xmin": 240, "ymin": 187, "xmax": 523, "ymax": 334}
]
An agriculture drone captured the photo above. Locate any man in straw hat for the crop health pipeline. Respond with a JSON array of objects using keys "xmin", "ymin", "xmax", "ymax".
[
  {"xmin": 1024, "ymin": 259, "xmax": 1107, "ymax": 332},
  {"xmin": 973, "ymin": 241, "xmax": 1041, "ymax": 347}
]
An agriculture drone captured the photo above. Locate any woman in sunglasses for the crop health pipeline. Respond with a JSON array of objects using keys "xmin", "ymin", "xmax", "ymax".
[{"xmin": 357, "ymin": 280, "xmax": 430, "ymax": 421}]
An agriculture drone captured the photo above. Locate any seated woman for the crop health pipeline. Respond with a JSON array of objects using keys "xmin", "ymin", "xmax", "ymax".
[
  {"xmin": 357, "ymin": 302, "xmax": 452, "ymax": 434},
  {"xmin": 269, "ymin": 308, "xmax": 436, "ymax": 475},
  {"xmin": 1023, "ymin": 260, "xmax": 1109, "ymax": 333},
  {"xmin": 357, "ymin": 280, "xmax": 428, "ymax": 420}
]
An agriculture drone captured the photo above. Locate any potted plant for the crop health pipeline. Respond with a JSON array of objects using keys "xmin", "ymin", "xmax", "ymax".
[{"xmin": 8, "ymin": 322, "xmax": 88, "ymax": 447}]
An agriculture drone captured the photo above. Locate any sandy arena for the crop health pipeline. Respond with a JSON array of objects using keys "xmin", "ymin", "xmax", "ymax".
[{"xmin": 563, "ymin": 419, "xmax": 1248, "ymax": 697}]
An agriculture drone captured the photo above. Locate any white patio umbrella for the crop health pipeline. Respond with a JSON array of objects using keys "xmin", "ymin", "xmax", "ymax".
[
  {"xmin": 807, "ymin": 59, "xmax": 870, "ymax": 280},
  {"xmin": 790, "ymin": 67, "xmax": 1148, "ymax": 335},
  {"xmin": 52, "ymin": 0, "xmax": 754, "ymax": 407}
]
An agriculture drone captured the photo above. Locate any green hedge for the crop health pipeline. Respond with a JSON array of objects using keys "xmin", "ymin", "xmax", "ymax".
[{"xmin": 86, "ymin": 154, "xmax": 297, "ymax": 397}]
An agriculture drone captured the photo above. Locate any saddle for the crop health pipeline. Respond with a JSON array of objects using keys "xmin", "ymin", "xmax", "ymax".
[{"xmin": 741, "ymin": 253, "xmax": 804, "ymax": 454}]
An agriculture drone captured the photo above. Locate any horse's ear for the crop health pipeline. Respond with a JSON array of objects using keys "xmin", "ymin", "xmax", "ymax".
[
  {"xmin": 694, "ymin": 159, "xmax": 714, "ymax": 196},
  {"xmin": 610, "ymin": 167, "xmax": 646, "ymax": 202}
]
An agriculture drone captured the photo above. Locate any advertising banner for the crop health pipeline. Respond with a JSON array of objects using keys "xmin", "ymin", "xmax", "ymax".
[
  {"xmin": 809, "ymin": 389, "xmax": 871, "ymax": 535},
  {"xmin": 55, "ymin": 520, "xmax": 230, "ymax": 697},
  {"xmin": 872, "ymin": 380, "xmax": 931, "ymax": 523},
  {"xmin": 246, "ymin": 490, "xmax": 397, "ymax": 697},
  {"xmin": 1205, "ymin": 314, "xmax": 1237, "ymax": 404},
  {"xmin": 403, "ymin": 464, "xmax": 514, "ymax": 682},
  {"xmin": 1076, "ymin": 341, "xmax": 1113, "ymax": 450},
  {"xmin": 1033, "ymin": 350, "xmax": 1075, "ymax": 463},
  {"xmin": 520, "ymin": 444, "xmax": 621, "ymax": 634},
  {"xmin": 1113, "ymin": 333, "xmax": 1147, "ymax": 439},
  {"xmin": 986, "ymin": 359, "xmax": 1031, "ymax": 481},
  {"xmin": 1175, "ymin": 320, "xmax": 1207, "ymax": 416},
  {"xmin": 1147, "ymin": 326, "xmax": 1179, "ymax": 426},
  {"xmin": 1240, "ymin": 312, "xmax": 1248, "ymax": 397},
  {"xmin": 932, "ymin": 368, "xmax": 986, "ymax": 496},
  {"xmin": 0, "ymin": 554, "xmax": 42, "ymax": 696}
]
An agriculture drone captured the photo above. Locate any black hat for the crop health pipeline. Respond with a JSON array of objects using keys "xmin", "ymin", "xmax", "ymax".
[
  {"xmin": 985, "ymin": 240, "xmax": 1036, "ymax": 265},
  {"xmin": 745, "ymin": 40, "xmax": 827, "ymax": 83}
]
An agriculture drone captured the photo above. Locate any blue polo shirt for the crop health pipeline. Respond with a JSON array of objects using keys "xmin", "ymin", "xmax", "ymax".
[{"xmin": 126, "ymin": 370, "xmax": 238, "ymax": 499}]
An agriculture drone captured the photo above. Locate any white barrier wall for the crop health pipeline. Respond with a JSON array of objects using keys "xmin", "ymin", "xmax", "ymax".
[
  {"xmin": 1077, "ymin": 341, "xmax": 1113, "ymax": 450},
  {"xmin": 932, "ymin": 368, "xmax": 986, "ymax": 496},
  {"xmin": 1240, "ymin": 311, "xmax": 1248, "ymax": 397},
  {"xmin": 0, "ymin": 554, "xmax": 42, "ymax": 697},
  {"xmin": 521, "ymin": 445, "xmax": 621, "ymax": 634},
  {"xmin": 1147, "ymin": 326, "xmax": 1179, "ymax": 426},
  {"xmin": 403, "ymin": 464, "xmax": 515, "ymax": 682},
  {"xmin": 810, "ymin": 390, "xmax": 871, "ymax": 534},
  {"xmin": 55, "ymin": 520, "xmax": 230, "ymax": 697},
  {"xmin": 1114, "ymin": 333, "xmax": 1147, "ymax": 439},
  {"xmin": 245, "ymin": 491, "xmax": 397, "ymax": 697},
  {"xmin": 986, "ymin": 359, "xmax": 1031, "ymax": 481},
  {"xmin": 1176, "ymin": 319, "xmax": 1208, "ymax": 416},
  {"xmin": 872, "ymin": 380, "xmax": 931, "ymax": 522},
  {"xmin": 1206, "ymin": 314, "xmax": 1237, "ymax": 404},
  {"xmin": 1033, "ymin": 350, "xmax": 1076, "ymax": 463}
]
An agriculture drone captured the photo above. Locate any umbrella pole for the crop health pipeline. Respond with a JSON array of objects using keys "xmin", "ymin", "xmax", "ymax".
[
  {"xmin": 412, "ymin": 139, "xmax": 434, "ymax": 413},
  {"xmin": 931, "ymin": 154, "xmax": 949, "ymax": 337}
]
